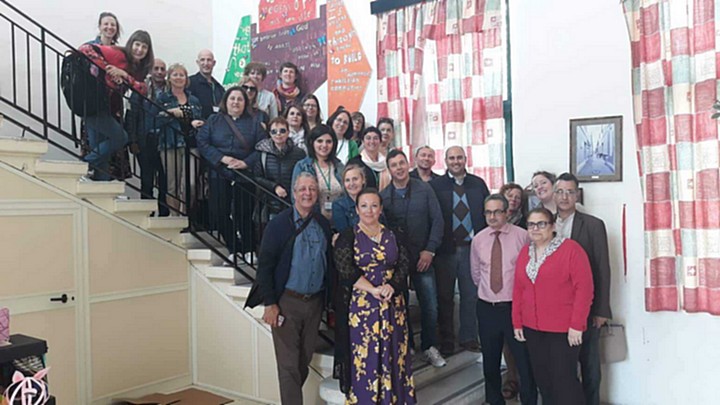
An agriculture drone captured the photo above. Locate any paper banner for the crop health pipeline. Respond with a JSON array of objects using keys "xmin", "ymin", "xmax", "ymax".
[
  {"xmin": 251, "ymin": 5, "xmax": 327, "ymax": 96},
  {"xmin": 258, "ymin": 0, "xmax": 317, "ymax": 33},
  {"xmin": 223, "ymin": 15, "xmax": 253, "ymax": 85},
  {"xmin": 326, "ymin": 0, "xmax": 372, "ymax": 113}
]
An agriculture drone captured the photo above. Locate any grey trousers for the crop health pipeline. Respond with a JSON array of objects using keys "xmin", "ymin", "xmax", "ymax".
[{"xmin": 271, "ymin": 292, "xmax": 323, "ymax": 405}]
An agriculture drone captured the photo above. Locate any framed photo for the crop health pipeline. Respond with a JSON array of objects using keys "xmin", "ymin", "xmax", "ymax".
[{"xmin": 570, "ymin": 116, "xmax": 623, "ymax": 182}]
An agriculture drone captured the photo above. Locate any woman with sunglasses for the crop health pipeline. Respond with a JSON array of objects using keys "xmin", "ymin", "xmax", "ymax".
[
  {"xmin": 254, "ymin": 116, "xmax": 306, "ymax": 218},
  {"xmin": 238, "ymin": 75, "xmax": 269, "ymax": 125},
  {"xmin": 512, "ymin": 207, "xmax": 593, "ymax": 405}
]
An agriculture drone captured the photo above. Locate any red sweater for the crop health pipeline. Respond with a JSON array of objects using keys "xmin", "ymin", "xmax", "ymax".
[
  {"xmin": 512, "ymin": 239, "xmax": 594, "ymax": 332},
  {"xmin": 78, "ymin": 44, "xmax": 147, "ymax": 95}
]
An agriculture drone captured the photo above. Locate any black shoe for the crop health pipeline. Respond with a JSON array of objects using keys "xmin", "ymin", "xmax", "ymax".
[
  {"xmin": 439, "ymin": 342, "xmax": 455, "ymax": 356},
  {"xmin": 460, "ymin": 340, "xmax": 481, "ymax": 352}
]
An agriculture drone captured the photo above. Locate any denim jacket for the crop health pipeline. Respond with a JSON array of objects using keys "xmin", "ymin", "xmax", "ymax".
[{"xmin": 145, "ymin": 90, "xmax": 202, "ymax": 151}]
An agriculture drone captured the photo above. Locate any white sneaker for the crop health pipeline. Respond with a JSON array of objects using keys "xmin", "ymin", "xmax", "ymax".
[{"xmin": 423, "ymin": 346, "xmax": 447, "ymax": 368}]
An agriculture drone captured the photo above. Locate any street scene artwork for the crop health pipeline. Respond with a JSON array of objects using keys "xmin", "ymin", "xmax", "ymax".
[{"xmin": 570, "ymin": 116, "xmax": 623, "ymax": 182}]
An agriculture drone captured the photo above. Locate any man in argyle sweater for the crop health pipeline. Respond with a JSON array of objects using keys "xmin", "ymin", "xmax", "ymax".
[{"xmin": 430, "ymin": 146, "xmax": 490, "ymax": 355}]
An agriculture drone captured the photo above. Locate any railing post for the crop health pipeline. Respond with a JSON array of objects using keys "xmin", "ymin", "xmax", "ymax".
[{"xmin": 40, "ymin": 29, "xmax": 48, "ymax": 139}]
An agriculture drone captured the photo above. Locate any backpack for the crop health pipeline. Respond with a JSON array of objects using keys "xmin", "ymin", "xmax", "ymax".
[{"xmin": 60, "ymin": 47, "xmax": 108, "ymax": 117}]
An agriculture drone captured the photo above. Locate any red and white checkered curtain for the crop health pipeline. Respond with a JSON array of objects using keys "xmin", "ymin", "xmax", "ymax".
[
  {"xmin": 376, "ymin": 0, "xmax": 507, "ymax": 190},
  {"xmin": 623, "ymin": 0, "xmax": 720, "ymax": 314}
]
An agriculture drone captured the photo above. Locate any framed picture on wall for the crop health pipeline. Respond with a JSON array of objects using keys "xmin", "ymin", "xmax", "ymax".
[{"xmin": 569, "ymin": 116, "xmax": 623, "ymax": 182}]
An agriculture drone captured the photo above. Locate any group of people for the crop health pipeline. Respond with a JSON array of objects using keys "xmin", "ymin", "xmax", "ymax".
[{"xmin": 76, "ymin": 11, "xmax": 613, "ymax": 405}]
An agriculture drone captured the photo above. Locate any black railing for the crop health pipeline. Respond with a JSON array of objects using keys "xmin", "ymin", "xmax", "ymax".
[{"xmin": 0, "ymin": 0, "xmax": 291, "ymax": 277}]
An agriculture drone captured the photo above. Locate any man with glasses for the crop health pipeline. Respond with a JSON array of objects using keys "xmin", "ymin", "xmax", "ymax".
[
  {"xmin": 471, "ymin": 194, "xmax": 537, "ymax": 405},
  {"xmin": 189, "ymin": 49, "xmax": 225, "ymax": 119},
  {"xmin": 245, "ymin": 173, "xmax": 334, "ymax": 405},
  {"xmin": 554, "ymin": 172, "xmax": 612, "ymax": 405}
]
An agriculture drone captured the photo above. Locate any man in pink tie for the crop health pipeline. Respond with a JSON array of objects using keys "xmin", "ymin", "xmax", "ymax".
[{"xmin": 470, "ymin": 194, "xmax": 537, "ymax": 405}]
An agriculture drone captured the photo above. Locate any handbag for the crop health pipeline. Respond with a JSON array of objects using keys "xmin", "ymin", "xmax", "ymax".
[
  {"xmin": 599, "ymin": 323, "xmax": 627, "ymax": 364},
  {"xmin": 0, "ymin": 307, "xmax": 8, "ymax": 345}
]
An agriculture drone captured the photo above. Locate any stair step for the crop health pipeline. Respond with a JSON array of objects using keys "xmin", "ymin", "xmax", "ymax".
[
  {"xmin": 177, "ymin": 232, "xmax": 226, "ymax": 249},
  {"xmin": 34, "ymin": 159, "xmax": 88, "ymax": 176},
  {"xmin": 145, "ymin": 216, "xmax": 188, "ymax": 230},
  {"xmin": 204, "ymin": 266, "xmax": 235, "ymax": 281},
  {"xmin": 415, "ymin": 361, "xmax": 484, "ymax": 405},
  {"xmin": 0, "ymin": 137, "xmax": 48, "ymax": 171},
  {"xmin": 114, "ymin": 199, "xmax": 157, "ymax": 213},
  {"xmin": 226, "ymin": 284, "xmax": 252, "ymax": 299},
  {"xmin": 75, "ymin": 181, "xmax": 126, "ymax": 210},
  {"xmin": 187, "ymin": 249, "xmax": 225, "ymax": 267},
  {"xmin": 414, "ymin": 350, "xmax": 481, "ymax": 390}
]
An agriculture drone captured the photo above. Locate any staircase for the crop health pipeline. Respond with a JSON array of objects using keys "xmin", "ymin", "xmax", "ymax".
[{"xmin": 0, "ymin": 136, "xmax": 187, "ymax": 243}]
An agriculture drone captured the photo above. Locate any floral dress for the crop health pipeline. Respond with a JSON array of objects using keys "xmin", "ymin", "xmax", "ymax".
[{"xmin": 336, "ymin": 225, "xmax": 416, "ymax": 404}]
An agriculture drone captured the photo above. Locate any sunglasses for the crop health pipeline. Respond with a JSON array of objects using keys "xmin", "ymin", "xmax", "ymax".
[
  {"xmin": 241, "ymin": 85, "xmax": 257, "ymax": 93},
  {"xmin": 270, "ymin": 128, "xmax": 288, "ymax": 135}
]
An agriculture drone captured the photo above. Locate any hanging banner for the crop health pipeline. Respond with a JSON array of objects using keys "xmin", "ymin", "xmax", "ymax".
[
  {"xmin": 258, "ymin": 0, "xmax": 317, "ymax": 33},
  {"xmin": 326, "ymin": 0, "xmax": 372, "ymax": 113},
  {"xmin": 223, "ymin": 15, "xmax": 253, "ymax": 85},
  {"xmin": 251, "ymin": 5, "xmax": 327, "ymax": 96}
]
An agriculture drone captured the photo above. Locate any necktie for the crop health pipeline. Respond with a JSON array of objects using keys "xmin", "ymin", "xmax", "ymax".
[{"xmin": 490, "ymin": 231, "xmax": 503, "ymax": 293}]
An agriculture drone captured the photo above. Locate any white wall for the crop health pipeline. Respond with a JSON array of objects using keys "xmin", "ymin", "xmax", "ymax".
[
  {"xmin": 510, "ymin": 1, "xmax": 720, "ymax": 404},
  {"xmin": 211, "ymin": 0, "xmax": 378, "ymax": 124}
]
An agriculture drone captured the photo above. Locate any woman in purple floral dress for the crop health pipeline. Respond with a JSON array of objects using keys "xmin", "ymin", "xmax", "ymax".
[{"xmin": 333, "ymin": 188, "xmax": 415, "ymax": 404}]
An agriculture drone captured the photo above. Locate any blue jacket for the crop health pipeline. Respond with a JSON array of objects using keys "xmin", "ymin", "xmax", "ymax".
[
  {"xmin": 245, "ymin": 207, "xmax": 334, "ymax": 307},
  {"xmin": 145, "ymin": 90, "xmax": 202, "ymax": 150},
  {"xmin": 197, "ymin": 112, "xmax": 266, "ymax": 177},
  {"xmin": 332, "ymin": 194, "xmax": 358, "ymax": 233},
  {"xmin": 291, "ymin": 156, "xmax": 344, "ymax": 195},
  {"xmin": 429, "ymin": 172, "xmax": 490, "ymax": 254}
]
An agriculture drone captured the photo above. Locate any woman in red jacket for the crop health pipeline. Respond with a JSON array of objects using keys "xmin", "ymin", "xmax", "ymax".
[
  {"xmin": 78, "ymin": 30, "xmax": 153, "ymax": 180},
  {"xmin": 512, "ymin": 207, "xmax": 593, "ymax": 405}
]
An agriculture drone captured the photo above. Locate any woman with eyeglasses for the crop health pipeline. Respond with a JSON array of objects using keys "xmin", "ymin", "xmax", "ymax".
[
  {"xmin": 512, "ymin": 207, "xmax": 593, "ymax": 405},
  {"xmin": 283, "ymin": 103, "xmax": 310, "ymax": 153},
  {"xmin": 530, "ymin": 171, "xmax": 557, "ymax": 213},
  {"xmin": 238, "ymin": 75, "xmax": 269, "ymax": 125},
  {"xmin": 302, "ymin": 94, "xmax": 323, "ymax": 131},
  {"xmin": 350, "ymin": 111, "xmax": 365, "ymax": 146},
  {"xmin": 327, "ymin": 108, "xmax": 359, "ymax": 165},
  {"xmin": 254, "ymin": 117, "xmax": 306, "ymax": 219}
]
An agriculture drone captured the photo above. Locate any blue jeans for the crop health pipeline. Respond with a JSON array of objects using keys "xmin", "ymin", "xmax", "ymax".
[
  {"xmin": 580, "ymin": 318, "xmax": 602, "ymax": 405},
  {"xmin": 411, "ymin": 266, "xmax": 439, "ymax": 351},
  {"xmin": 84, "ymin": 112, "xmax": 128, "ymax": 180},
  {"xmin": 435, "ymin": 245, "xmax": 478, "ymax": 345}
]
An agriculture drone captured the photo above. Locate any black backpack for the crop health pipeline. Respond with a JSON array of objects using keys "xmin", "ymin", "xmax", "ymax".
[{"xmin": 60, "ymin": 47, "xmax": 108, "ymax": 117}]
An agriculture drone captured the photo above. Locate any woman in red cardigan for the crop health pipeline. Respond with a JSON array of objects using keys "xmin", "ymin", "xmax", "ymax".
[{"xmin": 512, "ymin": 207, "xmax": 594, "ymax": 405}]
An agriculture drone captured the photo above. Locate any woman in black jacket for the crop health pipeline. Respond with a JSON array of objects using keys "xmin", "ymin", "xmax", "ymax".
[{"xmin": 253, "ymin": 116, "xmax": 306, "ymax": 219}]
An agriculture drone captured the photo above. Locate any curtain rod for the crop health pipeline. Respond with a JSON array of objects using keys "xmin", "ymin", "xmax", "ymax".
[{"xmin": 370, "ymin": 0, "xmax": 427, "ymax": 15}]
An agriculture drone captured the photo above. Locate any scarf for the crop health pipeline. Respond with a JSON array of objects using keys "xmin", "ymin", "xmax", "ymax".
[
  {"xmin": 360, "ymin": 149, "xmax": 391, "ymax": 189},
  {"xmin": 275, "ymin": 81, "xmax": 300, "ymax": 100},
  {"xmin": 526, "ymin": 236, "xmax": 565, "ymax": 283}
]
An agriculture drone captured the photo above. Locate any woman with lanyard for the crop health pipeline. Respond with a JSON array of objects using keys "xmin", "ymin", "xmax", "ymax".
[
  {"xmin": 327, "ymin": 108, "xmax": 358, "ymax": 165},
  {"xmin": 291, "ymin": 124, "xmax": 344, "ymax": 222},
  {"xmin": 347, "ymin": 126, "xmax": 391, "ymax": 191}
]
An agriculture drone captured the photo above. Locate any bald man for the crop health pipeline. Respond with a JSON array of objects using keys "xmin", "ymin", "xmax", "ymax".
[
  {"xmin": 430, "ymin": 146, "xmax": 490, "ymax": 355},
  {"xmin": 188, "ymin": 49, "xmax": 225, "ymax": 119}
]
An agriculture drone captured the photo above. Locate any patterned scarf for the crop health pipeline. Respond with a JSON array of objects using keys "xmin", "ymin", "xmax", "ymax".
[
  {"xmin": 275, "ymin": 81, "xmax": 300, "ymax": 100},
  {"xmin": 526, "ymin": 236, "xmax": 565, "ymax": 283}
]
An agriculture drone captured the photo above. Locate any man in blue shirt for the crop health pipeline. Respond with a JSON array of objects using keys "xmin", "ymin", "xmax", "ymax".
[{"xmin": 245, "ymin": 172, "xmax": 333, "ymax": 405}]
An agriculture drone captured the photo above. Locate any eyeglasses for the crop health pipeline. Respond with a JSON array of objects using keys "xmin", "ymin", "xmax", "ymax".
[
  {"xmin": 554, "ymin": 189, "xmax": 577, "ymax": 197},
  {"xmin": 270, "ymin": 128, "xmax": 288, "ymax": 136},
  {"xmin": 483, "ymin": 209, "xmax": 506, "ymax": 216},
  {"xmin": 241, "ymin": 85, "xmax": 257, "ymax": 93},
  {"xmin": 527, "ymin": 221, "xmax": 550, "ymax": 230},
  {"xmin": 303, "ymin": 103, "xmax": 318, "ymax": 109}
]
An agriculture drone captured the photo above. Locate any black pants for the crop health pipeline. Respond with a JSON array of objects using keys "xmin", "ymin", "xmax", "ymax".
[
  {"xmin": 209, "ymin": 176, "xmax": 256, "ymax": 254},
  {"xmin": 524, "ymin": 327, "xmax": 585, "ymax": 405},
  {"xmin": 138, "ymin": 136, "xmax": 168, "ymax": 217},
  {"xmin": 580, "ymin": 318, "xmax": 602, "ymax": 405},
  {"xmin": 476, "ymin": 300, "xmax": 537, "ymax": 405}
]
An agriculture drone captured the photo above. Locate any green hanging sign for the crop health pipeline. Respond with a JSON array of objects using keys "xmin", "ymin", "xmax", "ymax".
[{"xmin": 223, "ymin": 15, "xmax": 252, "ymax": 85}]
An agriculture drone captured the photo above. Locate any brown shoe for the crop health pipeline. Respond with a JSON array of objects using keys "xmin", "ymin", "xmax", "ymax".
[{"xmin": 460, "ymin": 340, "xmax": 481, "ymax": 352}]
